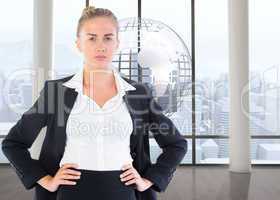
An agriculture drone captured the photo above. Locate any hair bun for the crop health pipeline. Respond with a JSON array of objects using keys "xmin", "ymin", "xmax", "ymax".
[
  {"xmin": 82, "ymin": 5, "xmax": 96, "ymax": 14},
  {"xmin": 77, "ymin": 6, "xmax": 119, "ymax": 37}
]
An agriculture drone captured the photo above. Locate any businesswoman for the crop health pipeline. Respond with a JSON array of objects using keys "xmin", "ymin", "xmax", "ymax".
[{"xmin": 2, "ymin": 6, "xmax": 187, "ymax": 200}]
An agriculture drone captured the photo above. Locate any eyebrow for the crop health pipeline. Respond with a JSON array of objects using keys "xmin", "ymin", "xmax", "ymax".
[{"xmin": 86, "ymin": 33, "xmax": 115, "ymax": 37}]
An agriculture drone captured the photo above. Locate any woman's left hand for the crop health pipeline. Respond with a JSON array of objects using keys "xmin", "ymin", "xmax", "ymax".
[{"xmin": 120, "ymin": 163, "xmax": 154, "ymax": 192}]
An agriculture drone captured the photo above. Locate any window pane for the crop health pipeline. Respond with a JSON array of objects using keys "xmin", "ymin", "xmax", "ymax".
[
  {"xmin": 0, "ymin": 0, "xmax": 33, "ymax": 127},
  {"xmin": 149, "ymin": 138, "xmax": 191, "ymax": 164},
  {"xmin": 53, "ymin": 0, "xmax": 85, "ymax": 77},
  {"xmin": 142, "ymin": 0, "xmax": 192, "ymax": 135},
  {"xmin": 251, "ymin": 139, "xmax": 280, "ymax": 164},
  {"xmin": 249, "ymin": 0, "xmax": 280, "ymax": 136},
  {"xmin": 89, "ymin": 0, "xmax": 137, "ymax": 19},
  {"xmin": 196, "ymin": 139, "xmax": 229, "ymax": 164},
  {"xmin": 0, "ymin": 138, "xmax": 9, "ymax": 163},
  {"xmin": 142, "ymin": 0, "xmax": 191, "ymax": 54},
  {"xmin": 195, "ymin": 0, "xmax": 229, "ymax": 136}
]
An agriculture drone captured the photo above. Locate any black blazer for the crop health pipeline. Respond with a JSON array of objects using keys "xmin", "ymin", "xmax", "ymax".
[{"xmin": 2, "ymin": 74, "xmax": 188, "ymax": 200}]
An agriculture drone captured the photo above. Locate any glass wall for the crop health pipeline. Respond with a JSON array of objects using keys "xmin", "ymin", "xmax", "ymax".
[
  {"xmin": 196, "ymin": 139, "xmax": 228, "ymax": 164},
  {"xmin": 2, "ymin": 0, "xmax": 279, "ymax": 165},
  {"xmin": 0, "ymin": 0, "xmax": 34, "ymax": 163},
  {"xmin": 53, "ymin": 0, "xmax": 85, "ymax": 78},
  {"xmin": 142, "ymin": 0, "xmax": 191, "ymax": 163},
  {"xmin": 249, "ymin": 0, "xmax": 280, "ymax": 163},
  {"xmin": 195, "ymin": 0, "xmax": 229, "ymax": 164},
  {"xmin": 0, "ymin": 0, "xmax": 34, "ymax": 127}
]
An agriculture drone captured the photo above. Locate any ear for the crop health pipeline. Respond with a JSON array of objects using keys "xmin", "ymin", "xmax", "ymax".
[{"xmin": 76, "ymin": 38, "xmax": 82, "ymax": 52}]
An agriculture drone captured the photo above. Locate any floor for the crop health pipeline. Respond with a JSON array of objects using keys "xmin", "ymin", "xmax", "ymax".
[{"xmin": 0, "ymin": 165, "xmax": 279, "ymax": 200}]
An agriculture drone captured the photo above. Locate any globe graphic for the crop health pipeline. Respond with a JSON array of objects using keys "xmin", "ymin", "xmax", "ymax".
[{"xmin": 112, "ymin": 17, "xmax": 192, "ymax": 117}]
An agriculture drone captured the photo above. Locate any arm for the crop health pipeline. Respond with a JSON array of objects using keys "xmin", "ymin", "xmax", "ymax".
[
  {"xmin": 1, "ymin": 81, "xmax": 50, "ymax": 190},
  {"xmin": 142, "ymin": 86, "xmax": 188, "ymax": 192}
]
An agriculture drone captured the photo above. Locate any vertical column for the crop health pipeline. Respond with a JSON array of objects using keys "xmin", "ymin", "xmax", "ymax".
[
  {"xmin": 228, "ymin": 0, "xmax": 251, "ymax": 172},
  {"xmin": 30, "ymin": 0, "xmax": 54, "ymax": 159}
]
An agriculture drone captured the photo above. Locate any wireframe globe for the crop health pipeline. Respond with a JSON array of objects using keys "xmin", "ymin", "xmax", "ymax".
[{"xmin": 113, "ymin": 17, "xmax": 192, "ymax": 116}]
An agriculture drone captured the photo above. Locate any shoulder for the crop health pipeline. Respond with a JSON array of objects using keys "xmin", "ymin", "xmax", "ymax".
[
  {"xmin": 45, "ymin": 74, "xmax": 75, "ymax": 84},
  {"xmin": 42, "ymin": 74, "xmax": 75, "ymax": 89},
  {"xmin": 37, "ymin": 74, "xmax": 75, "ymax": 96},
  {"xmin": 121, "ymin": 76, "xmax": 153, "ymax": 96},
  {"xmin": 43, "ymin": 74, "xmax": 153, "ymax": 96}
]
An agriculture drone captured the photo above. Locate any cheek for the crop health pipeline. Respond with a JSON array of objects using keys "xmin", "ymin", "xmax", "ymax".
[
  {"xmin": 108, "ymin": 44, "xmax": 118, "ymax": 54},
  {"xmin": 107, "ymin": 48, "xmax": 114, "ymax": 53},
  {"xmin": 81, "ymin": 44, "xmax": 95, "ymax": 55}
]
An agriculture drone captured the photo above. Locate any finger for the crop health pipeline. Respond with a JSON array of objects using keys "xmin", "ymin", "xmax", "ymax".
[
  {"xmin": 59, "ymin": 180, "xmax": 77, "ymax": 185},
  {"xmin": 121, "ymin": 163, "xmax": 133, "ymax": 171},
  {"xmin": 121, "ymin": 174, "xmax": 135, "ymax": 182},
  {"xmin": 123, "ymin": 171, "xmax": 140, "ymax": 180},
  {"xmin": 63, "ymin": 169, "xmax": 82, "ymax": 176},
  {"xmin": 120, "ymin": 168, "xmax": 133, "ymax": 178},
  {"xmin": 61, "ymin": 163, "xmax": 79, "ymax": 169},
  {"xmin": 60, "ymin": 174, "xmax": 81, "ymax": 180},
  {"xmin": 124, "ymin": 178, "xmax": 136, "ymax": 185}
]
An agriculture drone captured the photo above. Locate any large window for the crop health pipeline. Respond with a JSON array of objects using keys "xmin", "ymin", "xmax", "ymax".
[
  {"xmin": 195, "ymin": 0, "xmax": 229, "ymax": 164},
  {"xmin": 53, "ymin": 0, "xmax": 85, "ymax": 78},
  {"xmin": 194, "ymin": 0, "xmax": 280, "ymax": 165},
  {"xmin": 2, "ymin": 0, "xmax": 279, "ymax": 166},
  {"xmin": 0, "ymin": 0, "xmax": 33, "ymax": 163},
  {"xmin": 142, "ymin": 0, "xmax": 191, "ymax": 164},
  {"xmin": 0, "ymin": 0, "xmax": 34, "ymax": 125},
  {"xmin": 142, "ymin": 0, "xmax": 191, "ymax": 54},
  {"xmin": 249, "ymin": 0, "xmax": 280, "ymax": 163}
]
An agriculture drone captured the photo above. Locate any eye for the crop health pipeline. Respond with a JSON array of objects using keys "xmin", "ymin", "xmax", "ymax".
[
  {"xmin": 105, "ymin": 37, "xmax": 112, "ymax": 41},
  {"xmin": 89, "ymin": 37, "xmax": 96, "ymax": 41}
]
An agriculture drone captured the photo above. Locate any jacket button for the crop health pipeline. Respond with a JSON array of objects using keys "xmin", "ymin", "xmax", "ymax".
[{"xmin": 131, "ymin": 152, "xmax": 136, "ymax": 158}]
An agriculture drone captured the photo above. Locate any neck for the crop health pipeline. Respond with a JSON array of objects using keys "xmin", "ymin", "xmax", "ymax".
[{"xmin": 82, "ymin": 63, "xmax": 115, "ymax": 88}]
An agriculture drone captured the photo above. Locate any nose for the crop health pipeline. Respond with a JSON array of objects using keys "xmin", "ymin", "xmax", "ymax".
[
  {"xmin": 95, "ymin": 41, "xmax": 106, "ymax": 53},
  {"xmin": 96, "ymin": 47, "xmax": 106, "ymax": 53}
]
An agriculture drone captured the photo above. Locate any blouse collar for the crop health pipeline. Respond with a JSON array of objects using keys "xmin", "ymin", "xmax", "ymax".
[{"xmin": 62, "ymin": 66, "xmax": 136, "ymax": 96}]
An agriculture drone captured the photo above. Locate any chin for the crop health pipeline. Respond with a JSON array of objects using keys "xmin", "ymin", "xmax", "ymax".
[{"xmin": 87, "ymin": 61, "xmax": 111, "ymax": 69}]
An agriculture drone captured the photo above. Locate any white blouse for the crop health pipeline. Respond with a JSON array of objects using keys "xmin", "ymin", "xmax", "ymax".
[{"xmin": 59, "ymin": 66, "xmax": 136, "ymax": 171}]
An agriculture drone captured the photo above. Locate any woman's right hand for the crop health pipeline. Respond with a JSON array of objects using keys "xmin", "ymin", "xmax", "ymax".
[{"xmin": 37, "ymin": 163, "xmax": 81, "ymax": 192}]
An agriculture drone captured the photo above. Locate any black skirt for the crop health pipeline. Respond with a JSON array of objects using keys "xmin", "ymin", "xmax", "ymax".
[{"xmin": 56, "ymin": 169, "xmax": 137, "ymax": 200}]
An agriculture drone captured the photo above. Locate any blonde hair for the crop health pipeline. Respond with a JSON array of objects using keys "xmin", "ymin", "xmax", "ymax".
[{"xmin": 76, "ymin": 6, "xmax": 119, "ymax": 37}]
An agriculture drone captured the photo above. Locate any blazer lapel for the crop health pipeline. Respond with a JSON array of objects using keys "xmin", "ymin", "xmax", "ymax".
[
  {"xmin": 55, "ymin": 84, "xmax": 77, "ymax": 159},
  {"xmin": 123, "ymin": 90, "xmax": 143, "ymax": 154}
]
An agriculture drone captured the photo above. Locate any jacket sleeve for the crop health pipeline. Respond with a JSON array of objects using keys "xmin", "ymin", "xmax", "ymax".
[
  {"xmin": 1, "ymin": 81, "xmax": 50, "ymax": 190},
  {"xmin": 142, "ymin": 85, "xmax": 188, "ymax": 193}
]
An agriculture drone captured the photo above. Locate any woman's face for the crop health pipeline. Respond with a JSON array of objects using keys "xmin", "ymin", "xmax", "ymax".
[{"xmin": 76, "ymin": 17, "xmax": 119, "ymax": 70}]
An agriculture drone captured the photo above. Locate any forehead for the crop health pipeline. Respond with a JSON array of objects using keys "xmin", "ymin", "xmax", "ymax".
[{"xmin": 80, "ymin": 17, "xmax": 117, "ymax": 35}]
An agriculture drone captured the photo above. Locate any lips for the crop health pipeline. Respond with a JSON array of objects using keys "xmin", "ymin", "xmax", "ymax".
[{"xmin": 95, "ymin": 55, "xmax": 106, "ymax": 60}]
